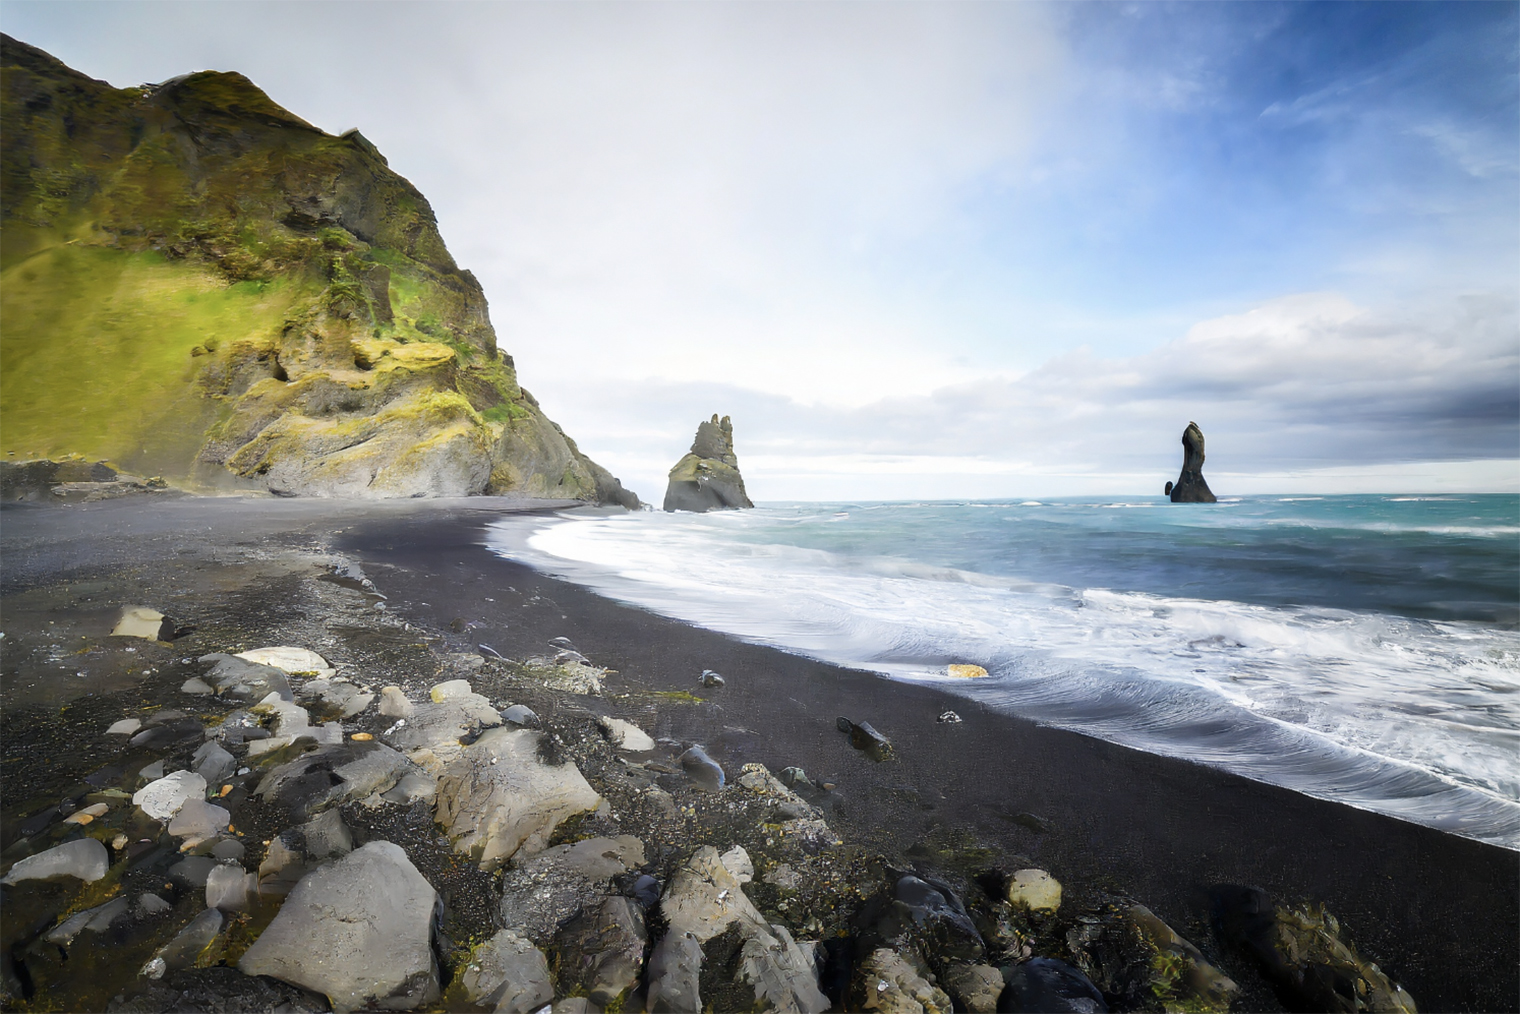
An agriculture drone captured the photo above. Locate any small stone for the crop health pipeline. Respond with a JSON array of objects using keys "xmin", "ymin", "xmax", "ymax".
[
  {"xmin": 460, "ymin": 928, "xmax": 554, "ymax": 1013},
  {"xmin": 838, "ymin": 718, "xmax": 893, "ymax": 760},
  {"xmin": 138, "ymin": 759, "xmax": 166, "ymax": 780},
  {"xmin": 698, "ymin": 669, "xmax": 725, "ymax": 687},
  {"xmin": 137, "ymin": 893, "xmax": 173, "ymax": 915},
  {"xmin": 106, "ymin": 718, "xmax": 142, "ymax": 735},
  {"xmin": 181, "ymin": 677, "xmax": 214, "ymax": 695},
  {"xmin": 350, "ymin": 732, "xmax": 373, "ymax": 741},
  {"xmin": 937, "ymin": 710, "xmax": 963, "ymax": 724},
  {"xmin": 134, "ymin": 770, "xmax": 208, "ymax": 821},
  {"xmin": 2, "ymin": 838, "xmax": 110, "ymax": 884},
  {"xmin": 168, "ymin": 798, "xmax": 230, "ymax": 841},
  {"xmin": 112, "ymin": 834, "xmax": 130, "ymax": 850},
  {"xmin": 192, "ymin": 741, "xmax": 236, "ymax": 785},
  {"xmin": 63, "ymin": 804, "xmax": 105, "ymax": 825},
  {"xmin": 1007, "ymin": 869, "xmax": 1062, "ymax": 914},
  {"xmin": 947, "ymin": 664, "xmax": 988, "ymax": 678},
  {"xmin": 211, "ymin": 838, "xmax": 246, "ymax": 861},
  {"xmin": 778, "ymin": 766, "xmax": 813, "ymax": 790},
  {"xmin": 169, "ymin": 856, "xmax": 217, "ymax": 888},
  {"xmin": 153, "ymin": 908, "xmax": 224, "ymax": 973}
]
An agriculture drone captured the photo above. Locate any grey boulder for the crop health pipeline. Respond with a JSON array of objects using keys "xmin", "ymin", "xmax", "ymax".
[
  {"xmin": 458, "ymin": 928, "xmax": 554, "ymax": 1014},
  {"xmin": 239, "ymin": 841, "xmax": 439, "ymax": 1012},
  {"xmin": 2, "ymin": 838, "xmax": 110, "ymax": 884}
]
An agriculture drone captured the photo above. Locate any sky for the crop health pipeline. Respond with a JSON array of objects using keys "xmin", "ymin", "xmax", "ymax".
[{"xmin": 4, "ymin": 1, "xmax": 1517, "ymax": 499}]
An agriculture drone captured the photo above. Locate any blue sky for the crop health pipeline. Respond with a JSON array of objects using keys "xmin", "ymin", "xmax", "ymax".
[{"xmin": 4, "ymin": 1, "xmax": 1516, "ymax": 497}]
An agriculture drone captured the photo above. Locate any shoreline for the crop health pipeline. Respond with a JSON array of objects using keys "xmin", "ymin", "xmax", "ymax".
[
  {"xmin": 337, "ymin": 503, "xmax": 1518, "ymax": 1012},
  {"xmin": 1, "ymin": 495, "xmax": 1515, "ymax": 1012}
]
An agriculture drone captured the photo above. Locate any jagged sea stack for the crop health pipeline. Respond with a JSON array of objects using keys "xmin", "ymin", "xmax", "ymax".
[
  {"xmin": 1165, "ymin": 421, "xmax": 1217, "ymax": 503},
  {"xmin": 663, "ymin": 415, "xmax": 754, "ymax": 512}
]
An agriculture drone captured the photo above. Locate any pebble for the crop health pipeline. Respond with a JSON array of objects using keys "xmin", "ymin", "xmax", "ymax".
[
  {"xmin": 1007, "ymin": 868, "xmax": 1062, "ymax": 914},
  {"xmin": 350, "ymin": 732, "xmax": 374, "ymax": 741},
  {"xmin": 501, "ymin": 704, "xmax": 540, "ymax": 727},
  {"xmin": 180, "ymin": 677, "xmax": 214, "ymax": 695},
  {"xmin": 63, "ymin": 803, "xmax": 108, "ymax": 824},
  {"xmin": 430, "ymin": 678, "xmax": 474, "ymax": 702},
  {"xmin": 937, "ymin": 710, "xmax": 963, "ymax": 724},
  {"xmin": 106, "ymin": 718, "xmax": 142, "ymax": 736},
  {"xmin": 946, "ymin": 664, "xmax": 989, "ymax": 678},
  {"xmin": 679, "ymin": 745, "xmax": 726, "ymax": 791},
  {"xmin": 698, "ymin": 669, "xmax": 725, "ymax": 687}
]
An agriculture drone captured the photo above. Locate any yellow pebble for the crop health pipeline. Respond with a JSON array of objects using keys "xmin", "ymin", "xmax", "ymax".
[
  {"xmin": 350, "ymin": 732, "xmax": 373, "ymax": 741},
  {"xmin": 63, "ymin": 812, "xmax": 94, "ymax": 825},
  {"xmin": 219, "ymin": 785, "xmax": 233, "ymax": 797},
  {"xmin": 947, "ymin": 663, "xmax": 988, "ymax": 679}
]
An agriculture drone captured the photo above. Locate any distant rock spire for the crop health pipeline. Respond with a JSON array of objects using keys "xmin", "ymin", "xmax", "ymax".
[
  {"xmin": 663, "ymin": 415, "xmax": 754, "ymax": 512},
  {"xmin": 1166, "ymin": 421, "xmax": 1217, "ymax": 503}
]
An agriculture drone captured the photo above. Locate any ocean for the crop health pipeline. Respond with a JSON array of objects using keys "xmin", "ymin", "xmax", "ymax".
[{"xmin": 484, "ymin": 495, "xmax": 1520, "ymax": 849}]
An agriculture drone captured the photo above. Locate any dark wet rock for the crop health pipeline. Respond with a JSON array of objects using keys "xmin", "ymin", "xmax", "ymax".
[
  {"xmin": 838, "ymin": 717, "xmax": 894, "ymax": 761},
  {"xmin": 434, "ymin": 727, "xmax": 601, "ymax": 871},
  {"xmin": 860, "ymin": 873, "xmax": 985, "ymax": 973},
  {"xmin": 679, "ymin": 744, "xmax": 726, "ymax": 791},
  {"xmin": 209, "ymin": 839, "xmax": 245, "ymax": 862},
  {"xmin": 779, "ymin": 766, "xmax": 814, "ymax": 791},
  {"xmin": 647, "ymin": 930, "xmax": 704, "ymax": 1014},
  {"xmin": 147, "ymin": 908, "xmax": 225, "ymax": 977},
  {"xmin": 256, "ymin": 810, "xmax": 354, "ymax": 896},
  {"xmin": 137, "ymin": 893, "xmax": 174, "ymax": 916},
  {"xmin": 166, "ymin": 798, "xmax": 230, "ymax": 845},
  {"xmin": 106, "ymin": 718, "xmax": 143, "ymax": 736},
  {"xmin": 499, "ymin": 835, "xmax": 646, "ymax": 942},
  {"xmin": 210, "ymin": 709, "xmax": 270, "ymax": 746},
  {"xmin": 1121, "ymin": 903, "xmax": 1238, "ymax": 1011},
  {"xmin": 663, "ymin": 414, "xmax": 755, "ymax": 512},
  {"xmin": 192, "ymin": 741, "xmax": 236, "ymax": 787},
  {"xmin": 853, "ymin": 947, "xmax": 952, "ymax": 1014},
  {"xmin": 457, "ymin": 929, "xmax": 553, "ymax": 1013},
  {"xmin": 109, "ymin": 964, "xmax": 327, "ymax": 1013},
  {"xmin": 299, "ymin": 678, "xmax": 374, "ymax": 719},
  {"xmin": 239, "ymin": 841, "xmax": 440, "ymax": 1013},
  {"xmin": 255, "ymin": 741, "xmax": 409, "ymax": 820},
  {"xmin": 999, "ymin": 957, "xmax": 1108, "ymax": 1013},
  {"xmin": 45, "ymin": 897, "xmax": 130, "ymax": 944},
  {"xmin": 552, "ymin": 895, "xmax": 649, "ymax": 1007},
  {"xmin": 632, "ymin": 873, "xmax": 662, "ymax": 908},
  {"xmin": 501, "ymin": 703, "xmax": 540, "ymax": 727},
  {"xmin": 1211, "ymin": 885, "xmax": 1415, "ymax": 1014},
  {"xmin": 198, "ymin": 653, "xmax": 294, "ymax": 701},
  {"xmin": 129, "ymin": 718, "xmax": 205, "ymax": 750},
  {"xmin": 170, "ymin": 856, "xmax": 217, "ymax": 888},
  {"xmin": 2, "ymin": 837, "xmax": 110, "ymax": 883},
  {"xmin": 698, "ymin": 669, "xmax": 725, "ymax": 687},
  {"xmin": 1167, "ymin": 421, "xmax": 1217, "ymax": 503},
  {"xmin": 937, "ymin": 711, "xmax": 963, "ymax": 724}
]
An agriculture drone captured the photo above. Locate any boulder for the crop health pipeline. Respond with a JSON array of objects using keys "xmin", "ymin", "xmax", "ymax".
[
  {"xmin": 865, "ymin": 874, "xmax": 985, "ymax": 970},
  {"xmin": 1125, "ymin": 904, "xmax": 1238, "ymax": 1011},
  {"xmin": 457, "ymin": 929, "xmax": 554, "ymax": 1013},
  {"xmin": 855, "ymin": 947, "xmax": 951, "ymax": 1014},
  {"xmin": 679, "ymin": 744, "xmax": 726, "ymax": 791},
  {"xmin": 1006, "ymin": 869, "xmax": 1061, "ymax": 915},
  {"xmin": 191, "ymin": 741, "xmax": 236, "ymax": 786},
  {"xmin": 1211, "ymin": 886, "xmax": 1415, "ymax": 1014},
  {"xmin": 499, "ymin": 835, "xmax": 647, "ymax": 941},
  {"xmin": 942, "ymin": 963, "xmax": 1005, "ymax": 1013},
  {"xmin": 198, "ymin": 653, "xmax": 293, "ymax": 702},
  {"xmin": 239, "ymin": 842, "xmax": 440, "ymax": 1012},
  {"xmin": 166, "ymin": 798, "xmax": 230, "ymax": 846},
  {"xmin": 646, "ymin": 930, "xmax": 704, "ymax": 1014},
  {"xmin": 235, "ymin": 646, "xmax": 334, "ymax": 677},
  {"xmin": 383, "ymin": 686, "xmax": 502, "ymax": 772},
  {"xmin": 663, "ymin": 414, "xmax": 754, "ymax": 512},
  {"xmin": 206, "ymin": 864, "xmax": 257, "ymax": 912},
  {"xmin": 433, "ymin": 727, "xmax": 601, "ymax": 871},
  {"xmin": 144, "ymin": 909, "xmax": 224, "ymax": 978},
  {"xmin": 999, "ymin": 957, "xmax": 1107, "ymax": 1013},
  {"xmin": 255, "ymin": 741, "xmax": 409, "ymax": 820},
  {"xmin": 1167, "ymin": 422, "xmax": 1217, "ymax": 503},
  {"xmin": 838, "ymin": 717, "xmax": 894, "ymax": 761},
  {"xmin": 598, "ymin": 716, "xmax": 656, "ymax": 752},
  {"xmin": 552, "ymin": 896, "xmax": 649, "ymax": 1007}
]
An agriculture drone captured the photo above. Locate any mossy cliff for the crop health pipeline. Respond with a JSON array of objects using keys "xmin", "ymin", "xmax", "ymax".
[
  {"xmin": 0, "ymin": 35, "xmax": 638, "ymax": 504},
  {"xmin": 663, "ymin": 414, "xmax": 753, "ymax": 512}
]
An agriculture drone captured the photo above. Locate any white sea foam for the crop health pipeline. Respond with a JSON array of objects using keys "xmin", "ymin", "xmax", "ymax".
[{"xmin": 486, "ymin": 503, "xmax": 1520, "ymax": 847}]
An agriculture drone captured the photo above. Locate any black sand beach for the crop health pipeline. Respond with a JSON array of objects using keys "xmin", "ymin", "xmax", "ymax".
[{"xmin": 2, "ymin": 495, "xmax": 1515, "ymax": 1012}]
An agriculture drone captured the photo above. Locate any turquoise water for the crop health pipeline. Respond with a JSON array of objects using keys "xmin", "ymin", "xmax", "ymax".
[{"xmin": 487, "ymin": 495, "xmax": 1520, "ymax": 847}]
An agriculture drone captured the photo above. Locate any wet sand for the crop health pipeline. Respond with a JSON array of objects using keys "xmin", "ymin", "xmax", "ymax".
[{"xmin": 2, "ymin": 494, "xmax": 1515, "ymax": 1012}]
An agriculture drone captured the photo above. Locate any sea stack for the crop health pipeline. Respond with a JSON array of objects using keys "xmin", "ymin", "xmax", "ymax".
[
  {"xmin": 1165, "ymin": 421, "xmax": 1217, "ymax": 503},
  {"xmin": 663, "ymin": 415, "xmax": 754, "ymax": 512}
]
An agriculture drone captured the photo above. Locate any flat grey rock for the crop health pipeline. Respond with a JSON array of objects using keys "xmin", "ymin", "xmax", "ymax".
[
  {"xmin": 239, "ymin": 841, "xmax": 439, "ymax": 1013},
  {"xmin": 2, "ymin": 838, "xmax": 110, "ymax": 884},
  {"xmin": 458, "ymin": 928, "xmax": 553, "ymax": 1014}
]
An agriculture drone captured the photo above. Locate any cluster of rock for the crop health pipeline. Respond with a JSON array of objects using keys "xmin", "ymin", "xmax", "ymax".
[
  {"xmin": 0, "ymin": 456, "xmax": 171, "ymax": 503},
  {"xmin": 1, "ymin": 36, "xmax": 637, "ymax": 505},
  {"xmin": 664, "ymin": 414, "xmax": 754, "ymax": 512},
  {"xmin": 0, "ymin": 591, "xmax": 1419, "ymax": 1014}
]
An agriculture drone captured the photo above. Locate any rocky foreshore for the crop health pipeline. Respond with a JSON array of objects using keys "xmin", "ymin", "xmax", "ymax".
[{"xmin": 1, "ymin": 497, "xmax": 1514, "ymax": 1013}]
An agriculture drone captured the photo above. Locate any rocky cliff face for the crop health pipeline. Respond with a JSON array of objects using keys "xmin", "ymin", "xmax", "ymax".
[
  {"xmin": 0, "ymin": 36, "xmax": 637, "ymax": 504},
  {"xmin": 663, "ymin": 415, "xmax": 754, "ymax": 512},
  {"xmin": 1166, "ymin": 421, "xmax": 1217, "ymax": 503}
]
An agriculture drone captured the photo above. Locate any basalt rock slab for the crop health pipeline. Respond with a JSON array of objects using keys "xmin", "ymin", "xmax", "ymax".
[
  {"xmin": 499, "ymin": 834, "xmax": 647, "ymax": 942},
  {"xmin": 457, "ymin": 929, "xmax": 553, "ymax": 1014},
  {"xmin": 2, "ymin": 837, "xmax": 110, "ymax": 884},
  {"xmin": 198, "ymin": 654, "xmax": 293, "ymax": 702},
  {"xmin": 1166, "ymin": 421, "xmax": 1217, "ymax": 503},
  {"xmin": 552, "ymin": 895, "xmax": 649, "ymax": 1008},
  {"xmin": 433, "ymin": 726, "xmax": 601, "ymax": 871},
  {"xmin": 255, "ymin": 741, "xmax": 409, "ymax": 820},
  {"xmin": 239, "ymin": 842, "xmax": 439, "ymax": 1012},
  {"xmin": 999, "ymin": 957, "xmax": 1108, "ymax": 1013},
  {"xmin": 663, "ymin": 414, "xmax": 754, "ymax": 512}
]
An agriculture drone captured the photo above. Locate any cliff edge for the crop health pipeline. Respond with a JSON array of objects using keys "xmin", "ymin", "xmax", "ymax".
[
  {"xmin": 664, "ymin": 414, "xmax": 754, "ymax": 512},
  {"xmin": 0, "ymin": 35, "xmax": 637, "ymax": 504}
]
